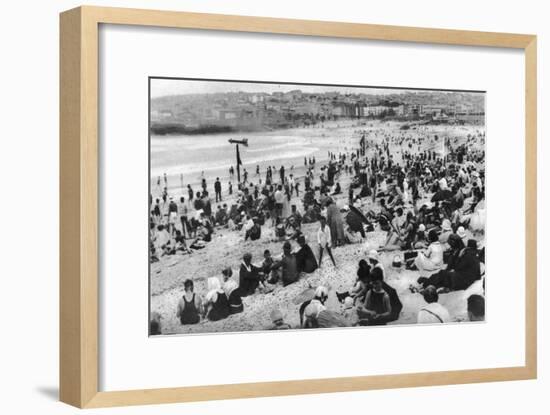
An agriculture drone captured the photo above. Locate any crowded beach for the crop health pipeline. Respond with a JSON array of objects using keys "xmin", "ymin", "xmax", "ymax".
[{"xmin": 149, "ymin": 120, "xmax": 486, "ymax": 335}]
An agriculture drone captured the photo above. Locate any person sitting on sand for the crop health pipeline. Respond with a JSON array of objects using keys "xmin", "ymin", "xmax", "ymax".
[
  {"xmin": 223, "ymin": 279, "xmax": 244, "ymax": 315},
  {"xmin": 204, "ymin": 277, "xmax": 230, "ymax": 321},
  {"xmin": 221, "ymin": 267, "xmax": 233, "ymax": 284},
  {"xmin": 267, "ymin": 309, "xmax": 292, "ymax": 330},
  {"xmin": 351, "ymin": 259, "xmax": 371, "ymax": 303},
  {"xmin": 300, "ymin": 284, "xmax": 349, "ymax": 329},
  {"xmin": 444, "ymin": 233, "xmax": 466, "ymax": 270},
  {"xmin": 439, "ymin": 219, "xmax": 453, "ymax": 245},
  {"xmin": 173, "ymin": 229, "xmax": 190, "ymax": 254},
  {"xmin": 357, "ymin": 268, "xmax": 392, "ymax": 326},
  {"xmin": 302, "ymin": 301, "xmax": 323, "ymax": 329},
  {"xmin": 287, "ymin": 204, "xmax": 303, "ymax": 229},
  {"xmin": 270, "ymin": 241, "xmax": 299, "ymax": 287},
  {"xmin": 198, "ymin": 212, "xmax": 213, "ymax": 241},
  {"xmin": 317, "ymin": 216, "xmax": 337, "ymax": 267},
  {"xmin": 153, "ymin": 224, "xmax": 172, "ymax": 258},
  {"xmin": 413, "ymin": 223, "xmax": 428, "ymax": 249},
  {"xmin": 367, "ymin": 250, "xmax": 385, "ymax": 280},
  {"xmin": 302, "ymin": 299, "xmax": 348, "ymax": 329},
  {"xmin": 245, "ymin": 217, "xmax": 262, "ymax": 241},
  {"xmin": 189, "ymin": 225, "xmax": 209, "ymax": 250},
  {"xmin": 284, "ymin": 216, "xmax": 301, "ymax": 240},
  {"xmin": 467, "ymin": 294, "xmax": 485, "ymax": 321},
  {"xmin": 274, "ymin": 217, "xmax": 286, "ymax": 241},
  {"xmin": 341, "ymin": 296, "xmax": 359, "ymax": 326},
  {"xmin": 238, "ymin": 253, "xmax": 261, "ymax": 297},
  {"xmin": 176, "ymin": 279, "xmax": 203, "ymax": 325},
  {"xmin": 417, "ymin": 239, "xmax": 481, "ymax": 293},
  {"xmin": 215, "ymin": 205, "xmax": 228, "ymax": 226},
  {"xmin": 414, "ymin": 229, "xmax": 443, "ymax": 277},
  {"xmin": 416, "ymin": 285, "xmax": 450, "ymax": 324},
  {"xmin": 299, "ymin": 286, "xmax": 329, "ymax": 327},
  {"xmin": 295, "ymin": 234, "xmax": 318, "ymax": 274},
  {"xmin": 259, "ymin": 249, "xmax": 276, "ymax": 283}
]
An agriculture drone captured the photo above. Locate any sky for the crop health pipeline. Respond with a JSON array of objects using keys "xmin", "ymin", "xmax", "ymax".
[{"xmin": 149, "ymin": 78, "xmax": 427, "ymax": 99}]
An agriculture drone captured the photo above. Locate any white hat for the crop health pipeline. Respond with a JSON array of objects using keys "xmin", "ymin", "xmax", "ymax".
[
  {"xmin": 441, "ymin": 219, "xmax": 452, "ymax": 231},
  {"xmin": 367, "ymin": 249, "xmax": 379, "ymax": 261},
  {"xmin": 418, "ymin": 224, "xmax": 426, "ymax": 232},
  {"xmin": 315, "ymin": 286, "xmax": 328, "ymax": 299}
]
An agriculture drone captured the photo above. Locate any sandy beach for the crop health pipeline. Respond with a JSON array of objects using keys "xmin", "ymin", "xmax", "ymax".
[{"xmin": 150, "ymin": 119, "xmax": 485, "ymax": 335}]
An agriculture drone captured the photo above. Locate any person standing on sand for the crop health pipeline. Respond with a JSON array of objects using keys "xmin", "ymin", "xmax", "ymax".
[
  {"xmin": 178, "ymin": 196, "xmax": 190, "ymax": 238},
  {"xmin": 187, "ymin": 184, "xmax": 194, "ymax": 201},
  {"xmin": 167, "ymin": 197, "xmax": 178, "ymax": 235},
  {"xmin": 317, "ymin": 216, "xmax": 336, "ymax": 267},
  {"xmin": 274, "ymin": 185, "xmax": 284, "ymax": 220},
  {"xmin": 326, "ymin": 199, "xmax": 345, "ymax": 247},
  {"xmin": 214, "ymin": 177, "xmax": 222, "ymax": 202}
]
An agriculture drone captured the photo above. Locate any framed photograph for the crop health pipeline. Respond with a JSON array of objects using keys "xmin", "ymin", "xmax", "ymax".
[{"xmin": 60, "ymin": 6, "xmax": 537, "ymax": 409}]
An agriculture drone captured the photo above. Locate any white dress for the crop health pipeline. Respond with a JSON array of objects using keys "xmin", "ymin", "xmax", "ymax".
[{"xmin": 414, "ymin": 242, "xmax": 443, "ymax": 276}]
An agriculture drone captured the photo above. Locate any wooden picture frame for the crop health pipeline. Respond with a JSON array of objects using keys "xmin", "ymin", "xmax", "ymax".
[{"xmin": 60, "ymin": 5, "xmax": 537, "ymax": 409}]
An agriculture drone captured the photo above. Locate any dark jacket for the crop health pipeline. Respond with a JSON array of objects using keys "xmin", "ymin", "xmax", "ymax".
[
  {"xmin": 295, "ymin": 244, "xmax": 318, "ymax": 274},
  {"xmin": 239, "ymin": 263, "xmax": 260, "ymax": 296}
]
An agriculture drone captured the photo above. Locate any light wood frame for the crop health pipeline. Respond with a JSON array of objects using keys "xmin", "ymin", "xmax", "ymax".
[{"xmin": 60, "ymin": 5, "xmax": 537, "ymax": 409}]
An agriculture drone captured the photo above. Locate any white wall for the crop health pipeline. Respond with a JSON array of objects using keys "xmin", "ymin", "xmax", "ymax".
[{"xmin": 0, "ymin": 0, "xmax": 547, "ymax": 414}]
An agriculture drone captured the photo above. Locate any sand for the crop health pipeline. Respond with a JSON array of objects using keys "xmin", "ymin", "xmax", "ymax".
[{"xmin": 150, "ymin": 120, "xmax": 485, "ymax": 335}]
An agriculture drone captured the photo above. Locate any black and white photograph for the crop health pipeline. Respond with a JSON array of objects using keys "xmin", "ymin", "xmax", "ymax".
[{"xmin": 149, "ymin": 78, "xmax": 486, "ymax": 336}]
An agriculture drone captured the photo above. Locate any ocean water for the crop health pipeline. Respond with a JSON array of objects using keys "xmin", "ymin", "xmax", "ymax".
[{"xmin": 149, "ymin": 126, "xmax": 353, "ymax": 195}]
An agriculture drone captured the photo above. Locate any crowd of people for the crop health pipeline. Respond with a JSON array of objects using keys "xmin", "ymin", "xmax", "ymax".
[{"xmin": 149, "ymin": 123, "xmax": 487, "ymax": 334}]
